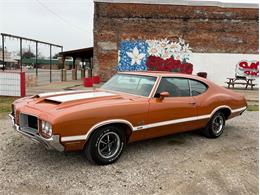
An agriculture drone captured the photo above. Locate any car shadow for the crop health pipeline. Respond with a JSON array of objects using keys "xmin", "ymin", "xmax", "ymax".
[
  {"xmin": 12, "ymin": 129, "xmax": 206, "ymax": 168},
  {"xmin": 10, "ymin": 124, "xmax": 241, "ymax": 169}
]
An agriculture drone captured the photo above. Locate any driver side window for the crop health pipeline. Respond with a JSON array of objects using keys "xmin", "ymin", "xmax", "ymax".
[{"xmin": 155, "ymin": 77, "xmax": 190, "ymax": 97}]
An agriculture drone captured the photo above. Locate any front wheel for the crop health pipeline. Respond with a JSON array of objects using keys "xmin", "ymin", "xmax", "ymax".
[
  {"xmin": 202, "ymin": 112, "xmax": 226, "ymax": 138},
  {"xmin": 85, "ymin": 125, "xmax": 126, "ymax": 165}
]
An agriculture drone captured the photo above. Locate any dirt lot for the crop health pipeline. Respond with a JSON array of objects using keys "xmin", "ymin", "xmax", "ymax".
[{"xmin": 0, "ymin": 111, "xmax": 258, "ymax": 195}]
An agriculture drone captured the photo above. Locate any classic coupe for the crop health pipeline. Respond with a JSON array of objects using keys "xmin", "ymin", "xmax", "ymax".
[{"xmin": 9, "ymin": 72, "xmax": 247, "ymax": 165}]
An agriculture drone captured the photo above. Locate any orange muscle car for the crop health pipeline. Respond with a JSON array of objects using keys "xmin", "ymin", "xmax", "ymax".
[{"xmin": 9, "ymin": 72, "xmax": 247, "ymax": 165}]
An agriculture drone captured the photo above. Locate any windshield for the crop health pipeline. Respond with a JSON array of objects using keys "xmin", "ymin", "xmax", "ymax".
[{"xmin": 101, "ymin": 74, "xmax": 157, "ymax": 97}]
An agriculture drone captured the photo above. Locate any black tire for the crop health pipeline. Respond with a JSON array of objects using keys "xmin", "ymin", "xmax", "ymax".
[
  {"xmin": 85, "ymin": 125, "xmax": 126, "ymax": 165},
  {"xmin": 202, "ymin": 111, "xmax": 226, "ymax": 138}
]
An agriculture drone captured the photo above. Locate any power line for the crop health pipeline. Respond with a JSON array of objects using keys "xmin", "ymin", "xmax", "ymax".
[{"xmin": 35, "ymin": 0, "xmax": 88, "ymax": 34}]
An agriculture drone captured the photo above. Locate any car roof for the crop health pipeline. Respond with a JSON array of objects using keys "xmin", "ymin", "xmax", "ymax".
[{"xmin": 119, "ymin": 71, "xmax": 209, "ymax": 83}]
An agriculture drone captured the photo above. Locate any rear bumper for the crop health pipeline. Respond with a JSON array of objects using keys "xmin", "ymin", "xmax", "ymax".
[
  {"xmin": 9, "ymin": 113, "xmax": 64, "ymax": 152},
  {"xmin": 229, "ymin": 106, "xmax": 247, "ymax": 119},
  {"xmin": 240, "ymin": 106, "xmax": 247, "ymax": 115}
]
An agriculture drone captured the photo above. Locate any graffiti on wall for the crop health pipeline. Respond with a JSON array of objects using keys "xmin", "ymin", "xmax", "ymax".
[
  {"xmin": 236, "ymin": 60, "xmax": 259, "ymax": 77},
  {"xmin": 117, "ymin": 38, "xmax": 193, "ymax": 74}
]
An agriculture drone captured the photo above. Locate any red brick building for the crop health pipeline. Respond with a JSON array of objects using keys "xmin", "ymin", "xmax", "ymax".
[{"xmin": 93, "ymin": 0, "xmax": 259, "ymax": 85}]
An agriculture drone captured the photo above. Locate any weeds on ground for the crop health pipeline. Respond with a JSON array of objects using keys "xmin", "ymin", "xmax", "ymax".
[
  {"xmin": 247, "ymin": 105, "xmax": 259, "ymax": 111},
  {"xmin": 0, "ymin": 97, "xmax": 17, "ymax": 113}
]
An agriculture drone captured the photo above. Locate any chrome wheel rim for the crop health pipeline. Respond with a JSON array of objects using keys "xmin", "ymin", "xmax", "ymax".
[
  {"xmin": 98, "ymin": 131, "xmax": 120, "ymax": 159},
  {"xmin": 212, "ymin": 115, "xmax": 224, "ymax": 135}
]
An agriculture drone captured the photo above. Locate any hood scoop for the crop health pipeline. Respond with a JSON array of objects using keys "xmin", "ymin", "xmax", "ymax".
[
  {"xmin": 35, "ymin": 90, "xmax": 88, "ymax": 98},
  {"xmin": 43, "ymin": 99, "xmax": 62, "ymax": 104},
  {"xmin": 45, "ymin": 92, "xmax": 116, "ymax": 103}
]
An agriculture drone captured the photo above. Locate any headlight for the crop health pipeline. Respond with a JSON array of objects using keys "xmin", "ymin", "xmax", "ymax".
[{"xmin": 41, "ymin": 120, "xmax": 52, "ymax": 138}]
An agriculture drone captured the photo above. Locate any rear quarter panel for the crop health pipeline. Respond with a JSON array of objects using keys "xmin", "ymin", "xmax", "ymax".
[{"xmin": 191, "ymin": 82, "xmax": 247, "ymax": 127}]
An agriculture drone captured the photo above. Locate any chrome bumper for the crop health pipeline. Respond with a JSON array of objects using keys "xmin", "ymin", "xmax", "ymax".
[{"xmin": 9, "ymin": 114, "xmax": 64, "ymax": 152}]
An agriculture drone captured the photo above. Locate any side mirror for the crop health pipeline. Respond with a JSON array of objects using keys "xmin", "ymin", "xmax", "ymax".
[{"xmin": 157, "ymin": 91, "xmax": 170, "ymax": 101}]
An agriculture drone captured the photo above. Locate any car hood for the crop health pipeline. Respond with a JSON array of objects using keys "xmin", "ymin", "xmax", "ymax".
[{"xmin": 21, "ymin": 89, "xmax": 142, "ymax": 116}]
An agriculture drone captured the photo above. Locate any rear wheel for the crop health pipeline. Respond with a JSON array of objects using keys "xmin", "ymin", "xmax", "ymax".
[
  {"xmin": 202, "ymin": 111, "xmax": 225, "ymax": 138},
  {"xmin": 85, "ymin": 125, "xmax": 126, "ymax": 165}
]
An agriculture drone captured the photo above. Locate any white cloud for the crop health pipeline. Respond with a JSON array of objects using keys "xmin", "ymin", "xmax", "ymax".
[{"xmin": 0, "ymin": 0, "xmax": 94, "ymax": 52}]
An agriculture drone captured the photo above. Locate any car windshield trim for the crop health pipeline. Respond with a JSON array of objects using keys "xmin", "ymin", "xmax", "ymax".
[{"xmin": 101, "ymin": 73, "xmax": 158, "ymax": 98}]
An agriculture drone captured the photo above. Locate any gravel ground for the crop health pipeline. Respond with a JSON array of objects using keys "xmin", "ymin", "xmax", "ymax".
[{"xmin": 0, "ymin": 111, "xmax": 258, "ymax": 195}]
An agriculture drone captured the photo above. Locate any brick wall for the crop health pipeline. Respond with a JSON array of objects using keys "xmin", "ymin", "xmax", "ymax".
[{"xmin": 94, "ymin": 2, "xmax": 259, "ymax": 80}]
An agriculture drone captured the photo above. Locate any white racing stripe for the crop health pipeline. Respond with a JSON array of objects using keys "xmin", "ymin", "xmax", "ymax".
[
  {"xmin": 46, "ymin": 92, "xmax": 115, "ymax": 102},
  {"xmin": 60, "ymin": 105, "xmax": 247, "ymax": 142},
  {"xmin": 133, "ymin": 106, "xmax": 247, "ymax": 131},
  {"xmin": 133, "ymin": 115, "xmax": 210, "ymax": 131},
  {"xmin": 232, "ymin": 106, "xmax": 247, "ymax": 113},
  {"xmin": 37, "ymin": 90, "xmax": 89, "ymax": 98}
]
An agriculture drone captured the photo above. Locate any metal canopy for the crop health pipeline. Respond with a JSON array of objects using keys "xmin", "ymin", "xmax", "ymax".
[
  {"xmin": 59, "ymin": 47, "xmax": 94, "ymax": 78},
  {"xmin": 59, "ymin": 47, "xmax": 93, "ymax": 59}
]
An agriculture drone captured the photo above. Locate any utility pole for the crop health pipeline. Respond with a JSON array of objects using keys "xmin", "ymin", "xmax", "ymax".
[
  {"xmin": 50, "ymin": 44, "xmax": 52, "ymax": 83},
  {"xmin": 36, "ymin": 41, "xmax": 38, "ymax": 76},
  {"xmin": 2, "ymin": 35, "xmax": 5, "ymax": 70},
  {"xmin": 20, "ymin": 38, "xmax": 22, "ymax": 72}
]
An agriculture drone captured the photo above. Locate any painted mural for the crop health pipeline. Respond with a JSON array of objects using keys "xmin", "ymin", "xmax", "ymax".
[
  {"xmin": 117, "ymin": 38, "xmax": 193, "ymax": 74},
  {"xmin": 236, "ymin": 60, "xmax": 259, "ymax": 77}
]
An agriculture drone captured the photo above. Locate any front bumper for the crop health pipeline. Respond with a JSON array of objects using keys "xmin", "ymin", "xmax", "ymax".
[{"xmin": 9, "ymin": 114, "xmax": 64, "ymax": 152}]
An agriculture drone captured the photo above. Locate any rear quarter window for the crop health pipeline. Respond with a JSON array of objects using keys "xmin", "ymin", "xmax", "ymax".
[
  {"xmin": 189, "ymin": 79, "xmax": 208, "ymax": 96},
  {"xmin": 156, "ymin": 77, "xmax": 190, "ymax": 97}
]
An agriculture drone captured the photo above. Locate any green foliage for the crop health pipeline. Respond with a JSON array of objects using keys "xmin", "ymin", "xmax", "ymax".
[
  {"xmin": 22, "ymin": 50, "xmax": 35, "ymax": 58},
  {"xmin": 53, "ymin": 53, "xmax": 60, "ymax": 59},
  {"xmin": 0, "ymin": 97, "xmax": 17, "ymax": 113},
  {"xmin": 247, "ymin": 105, "xmax": 259, "ymax": 111}
]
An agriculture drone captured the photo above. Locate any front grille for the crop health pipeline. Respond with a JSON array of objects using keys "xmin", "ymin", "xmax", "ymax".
[
  {"xmin": 28, "ymin": 115, "xmax": 38, "ymax": 129},
  {"xmin": 20, "ymin": 113, "xmax": 38, "ymax": 134}
]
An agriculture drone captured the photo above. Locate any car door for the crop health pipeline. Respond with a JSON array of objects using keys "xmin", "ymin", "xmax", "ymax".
[
  {"xmin": 142, "ymin": 77, "xmax": 199, "ymax": 139},
  {"xmin": 188, "ymin": 78, "xmax": 211, "ymax": 128}
]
